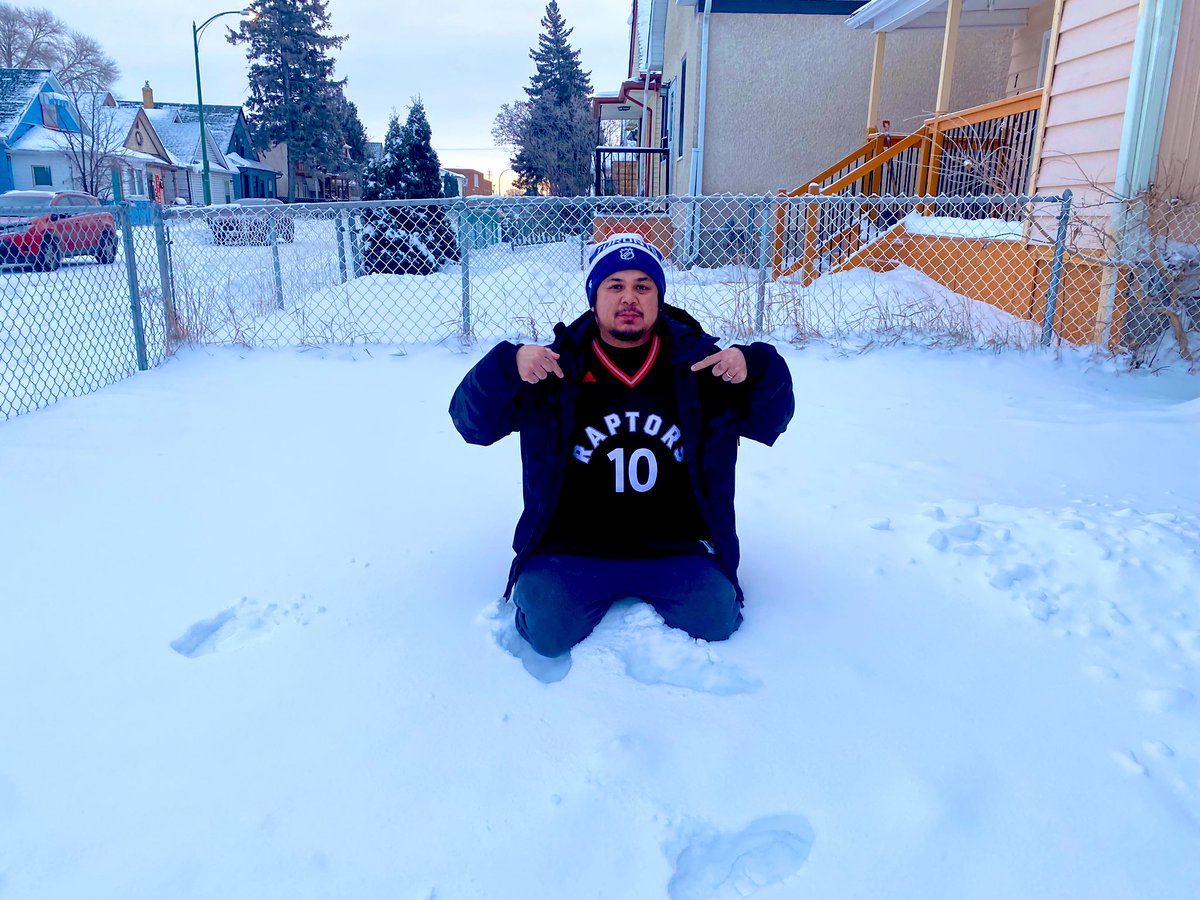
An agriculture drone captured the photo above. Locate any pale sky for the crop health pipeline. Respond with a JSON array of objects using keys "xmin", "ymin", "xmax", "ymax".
[{"xmin": 43, "ymin": 0, "xmax": 633, "ymax": 193}]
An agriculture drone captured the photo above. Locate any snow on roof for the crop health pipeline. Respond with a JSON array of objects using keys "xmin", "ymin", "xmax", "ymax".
[
  {"xmin": 118, "ymin": 99, "xmax": 244, "ymax": 150},
  {"xmin": 152, "ymin": 119, "xmax": 201, "ymax": 166},
  {"xmin": 111, "ymin": 147, "xmax": 174, "ymax": 165},
  {"xmin": 0, "ymin": 189, "xmax": 54, "ymax": 198},
  {"xmin": 0, "ymin": 68, "xmax": 53, "ymax": 137},
  {"xmin": 8, "ymin": 124, "xmax": 71, "ymax": 152},
  {"xmin": 225, "ymin": 152, "xmax": 280, "ymax": 174},
  {"xmin": 169, "ymin": 104, "xmax": 242, "ymax": 149}
]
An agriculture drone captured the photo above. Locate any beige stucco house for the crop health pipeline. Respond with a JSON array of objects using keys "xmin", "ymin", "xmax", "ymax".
[{"xmin": 594, "ymin": 0, "xmax": 1013, "ymax": 197}]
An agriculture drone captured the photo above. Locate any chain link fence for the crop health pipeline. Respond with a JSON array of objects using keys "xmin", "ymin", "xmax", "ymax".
[
  {"xmin": 1061, "ymin": 188, "xmax": 1200, "ymax": 367},
  {"xmin": 1, "ymin": 202, "xmax": 169, "ymax": 420},
  {"xmin": 6, "ymin": 191, "xmax": 1196, "ymax": 421}
]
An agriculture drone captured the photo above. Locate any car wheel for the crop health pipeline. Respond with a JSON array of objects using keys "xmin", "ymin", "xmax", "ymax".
[
  {"xmin": 33, "ymin": 236, "xmax": 61, "ymax": 273},
  {"xmin": 96, "ymin": 229, "xmax": 118, "ymax": 264}
]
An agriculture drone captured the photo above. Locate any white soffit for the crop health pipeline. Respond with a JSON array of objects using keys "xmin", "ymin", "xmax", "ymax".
[{"xmin": 847, "ymin": 0, "xmax": 1035, "ymax": 33}]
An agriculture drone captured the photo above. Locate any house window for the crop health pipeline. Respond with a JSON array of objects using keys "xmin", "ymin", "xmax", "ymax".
[
  {"xmin": 660, "ymin": 89, "xmax": 670, "ymax": 151},
  {"xmin": 677, "ymin": 57, "xmax": 687, "ymax": 160},
  {"xmin": 1036, "ymin": 30, "xmax": 1052, "ymax": 88},
  {"xmin": 32, "ymin": 165, "xmax": 53, "ymax": 186},
  {"xmin": 40, "ymin": 96, "xmax": 60, "ymax": 130}
]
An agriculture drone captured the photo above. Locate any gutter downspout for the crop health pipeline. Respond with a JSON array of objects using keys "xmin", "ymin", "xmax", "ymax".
[
  {"xmin": 1097, "ymin": 0, "xmax": 1182, "ymax": 346},
  {"xmin": 639, "ymin": 1, "xmax": 653, "ymax": 197},
  {"xmin": 685, "ymin": 0, "xmax": 712, "ymax": 265},
  {"xmin": 688, "ymin": 0, "xmax": 712, "ymax": 196}
]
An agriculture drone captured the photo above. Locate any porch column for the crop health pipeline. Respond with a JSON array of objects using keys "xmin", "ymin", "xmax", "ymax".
[
  {"xmin": 934, "ymin": 0, "xmax": 963, "ymax": 115},
  {"xmin": 867, "ymin": 32, "xmax": 887, "ymax": 133}
]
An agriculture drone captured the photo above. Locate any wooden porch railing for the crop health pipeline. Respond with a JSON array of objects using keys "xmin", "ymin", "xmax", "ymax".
[{"xmin": 773, "ymin": 90, "xmax": 1044, "ymax": 281}]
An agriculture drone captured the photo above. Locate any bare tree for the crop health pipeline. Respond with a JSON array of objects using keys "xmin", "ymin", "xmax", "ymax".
[
  {"xmin": 61, "ymin": 90, "xmax": 127, "ymax": 200},
  {"xmin": 0, "ymin": 2, "xmax": 118, "ymax": 89},
  {"xmin": 493, "ymin": 95, "xmax": 593, "ymax": 196},
  {"xmin": 1025, "ymin": 174, "xmax": 1200, "ymax": 365}
]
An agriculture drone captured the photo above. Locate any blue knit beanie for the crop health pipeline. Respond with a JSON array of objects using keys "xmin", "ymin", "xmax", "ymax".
[{"xmin": 585, "ymin": 233, "xmax": 666, "ymax": 307}]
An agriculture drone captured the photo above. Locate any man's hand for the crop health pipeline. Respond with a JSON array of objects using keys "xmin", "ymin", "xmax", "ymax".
[
  {"xmin": 691, "ymin": 347, "xmax": 748, "ymax": 384},
  {"xmin": 516, "ymin": 344, "xmax": 564, "ymax": 384}
]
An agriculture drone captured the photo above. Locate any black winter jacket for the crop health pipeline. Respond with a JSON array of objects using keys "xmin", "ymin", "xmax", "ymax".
[{"xmin": 449, "ymin": 305, "xmax": 795, "ymax": 601}]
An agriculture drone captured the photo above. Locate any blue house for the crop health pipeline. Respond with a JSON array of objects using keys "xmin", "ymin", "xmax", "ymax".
[{"xmin": 0, "ymin": 69, "xmax": 83, "ymax": 193}]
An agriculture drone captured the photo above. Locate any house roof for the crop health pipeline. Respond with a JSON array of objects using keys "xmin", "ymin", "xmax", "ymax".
[
  {"xmin": 8, "ymin": 123, "xmax": 70, "ymax": 152},
  {"xmin": 74, "ymin": 92, "xmax": 144, "ymax": 146},
  {"xmin": 225, "ymin": 151, "xmax": 280, "ymax": 175},
  {"xmin": 0, "ymin": 68, "xmax": 54, "ymax": 137},
  {"xmin": 117, "ymin": 99, "xmax": 244, "ymax": 150},
  {"xmin": 149, "ymin": 116, "xmax": 201, "ymax": 166},
  {"xmin": 163, "ymin": 104, "xmax": 243, "ymax": 150},
  {"xmin": 846, "ymin": 0, "xmax": 1033, "ymax": 33}
]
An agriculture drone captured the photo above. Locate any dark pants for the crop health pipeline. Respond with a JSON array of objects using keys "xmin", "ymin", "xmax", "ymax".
[{"xmin": 512, "ymin": 553, "xmax": 742, "ymax": 658}]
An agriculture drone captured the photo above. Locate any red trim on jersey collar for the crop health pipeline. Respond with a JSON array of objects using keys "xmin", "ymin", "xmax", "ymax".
[{"xmin": 591, "ymin": 334, "xmax": 660, "ymax": 387}]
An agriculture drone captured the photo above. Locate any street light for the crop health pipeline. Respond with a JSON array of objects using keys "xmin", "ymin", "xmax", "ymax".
[{"xmin": 193, "ymin": 7, "xmax": 254, "ymax": 205}]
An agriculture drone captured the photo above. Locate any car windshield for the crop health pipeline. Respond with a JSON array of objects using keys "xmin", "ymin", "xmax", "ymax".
[{"xmin": 0, "ymin": 195, "xmax": 52, "ymax": 209}]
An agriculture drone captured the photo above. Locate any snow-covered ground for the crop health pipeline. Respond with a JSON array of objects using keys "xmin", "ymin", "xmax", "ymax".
[{"xmin": 1, "ymin": 338, "xmax": 1198, "ymax": 900}]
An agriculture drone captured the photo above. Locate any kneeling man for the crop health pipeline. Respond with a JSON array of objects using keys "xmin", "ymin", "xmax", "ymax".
[{"xmin": 450, "ymin": 233, "xmax": 794, "ymax": 658}]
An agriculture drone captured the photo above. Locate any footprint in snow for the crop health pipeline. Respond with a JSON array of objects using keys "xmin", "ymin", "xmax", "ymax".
[
  {"xmin": 171, "ymin": 596, "xmax": 322, "ymax": 658},
  {"xmin": 665, "ymin": 814, "xmax": 815, "ymax": 900},
  {"xmin": 585, "ymin": 603, "xmax": 762, "ymax": 695}
]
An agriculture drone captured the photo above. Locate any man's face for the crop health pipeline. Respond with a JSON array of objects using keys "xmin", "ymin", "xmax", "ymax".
[{"xmin": 593, "ymin": 269, "xmax": 659, "ymax": 347}]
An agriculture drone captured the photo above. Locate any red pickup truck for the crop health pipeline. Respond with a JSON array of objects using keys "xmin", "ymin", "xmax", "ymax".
[{"xmin": 0, "ymin": 190, "xmax": 119, "ymax": 272}]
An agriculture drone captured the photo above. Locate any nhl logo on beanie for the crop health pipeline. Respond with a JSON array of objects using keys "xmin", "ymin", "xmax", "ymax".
[{"xmin": 585, "ymin": 233, "xmax": 666, "ymax": 307}]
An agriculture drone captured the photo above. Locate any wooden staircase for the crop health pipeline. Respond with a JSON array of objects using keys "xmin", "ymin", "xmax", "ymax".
[{"xmin": 772, "ymin": 91, "xmax": 1044, "ymax": 283}]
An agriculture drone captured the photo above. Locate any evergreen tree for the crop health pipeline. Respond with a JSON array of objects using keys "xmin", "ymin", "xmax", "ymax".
[
  {"xmin": 525, "ymin": 0, "xmax": 591, "ymax": 106},
  {"xmin": 498, "ymin": 1, "xmax": 594, "ymax": 196},
  {"xmin": 360, "ymin": 113, "xmax": 403, "ymax": 201},
  {"xmin": 360, "ymin": 112, "xmax": 403, "ymax": 199},
  {"xmin": 359, "ymin": 101, "xmax": 457, "ymax": 275},
  {"xmin": 337, "ymin": 95, "xmax": 369, "ymax": 166},
  {"xmin": 228, "ymin": 0, "xmax": 348, "ymax": 198},
  {"xmin": 394, "ymin": 99, "xmax": 442, "ymax": 200},
  {"xmin": 360, "ymin": 101, "xmax": 442, "ymax": 201}
]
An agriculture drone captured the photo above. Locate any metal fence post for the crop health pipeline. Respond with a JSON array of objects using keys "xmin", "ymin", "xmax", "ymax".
[
  {"xmin": 335, "ymin": 212, "xmax": 349, "ymax": 284},
  {"xmin": 152, "ymin": 205, "xmax": 175, "ymax": 352},
  {"xmin": 119, "ymin": 203, "xmax": 149, "ymax": 371},
  {"xmin": 1042, "ymin": 189, "xmax": 1073, "ymax": 346},
  {"xmin": 755, "ymin": 196, "xmax": 769, "ymax": 334},
  {"xmin": 348, "ymin": 212, "xmax": 363, "ymax": 277},
  {"xmin": 268, "ymin": 214, "xmax": 285, "ymax": 310},
  {"xmin": 460, "ymin": 221, "xmax": 472, "ymax": 339}
]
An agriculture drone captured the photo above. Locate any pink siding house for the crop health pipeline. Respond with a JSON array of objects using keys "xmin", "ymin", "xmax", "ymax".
[{"xmin": 827, "ymin": 0, "xmax": 1199, "ymax": 351}]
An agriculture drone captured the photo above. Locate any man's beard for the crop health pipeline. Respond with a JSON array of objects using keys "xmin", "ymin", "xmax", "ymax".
[{"xmin": 610, "ymin": 324, "xmax": 646, "ymax": 342}]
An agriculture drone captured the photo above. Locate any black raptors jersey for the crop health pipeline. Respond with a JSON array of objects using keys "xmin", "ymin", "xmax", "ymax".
[{"xmin": 540, "ymin": 332, "xmax": 710, "ymax": 558}]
